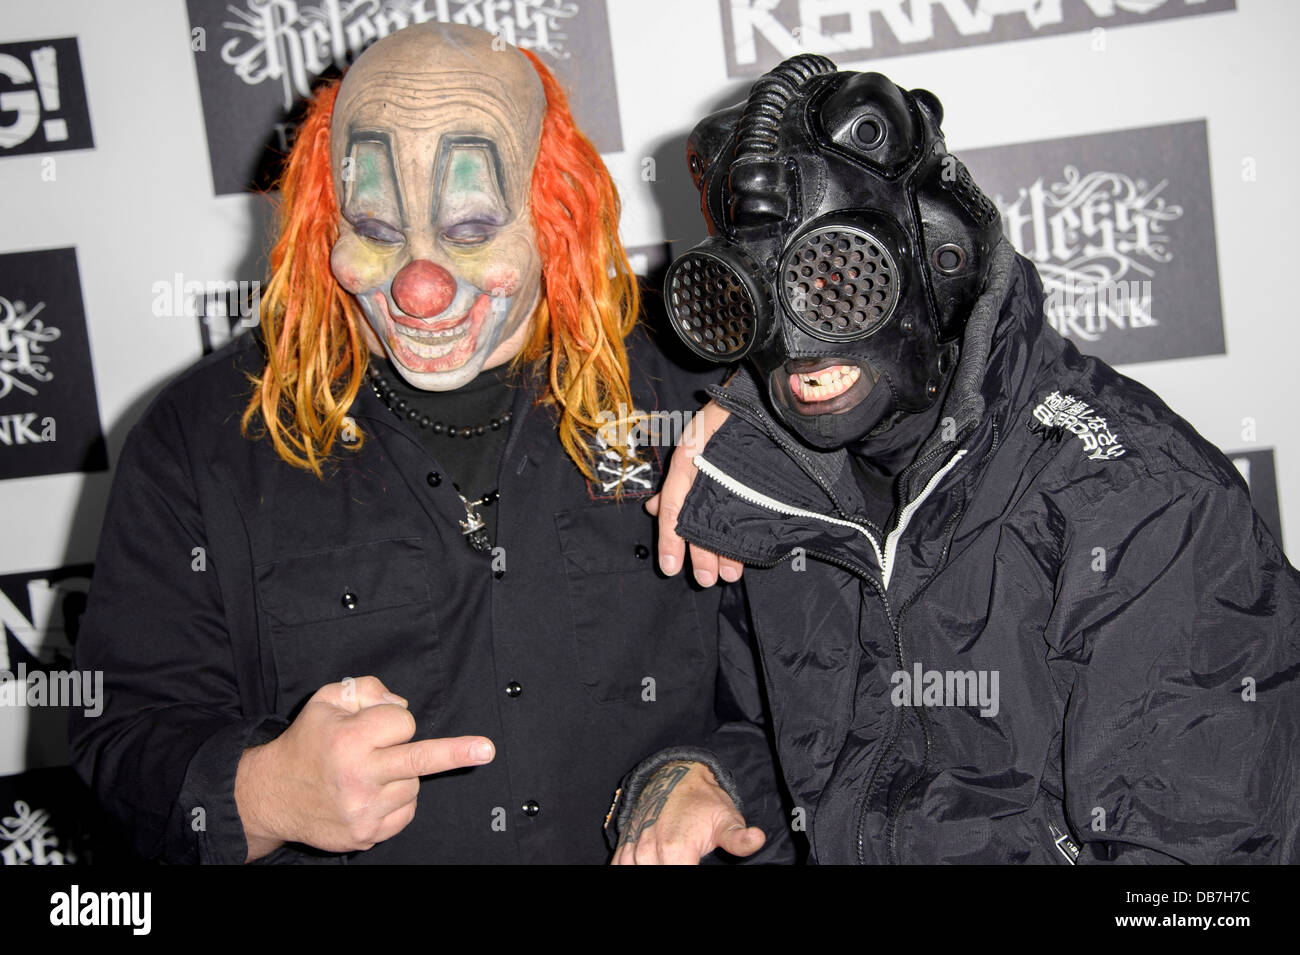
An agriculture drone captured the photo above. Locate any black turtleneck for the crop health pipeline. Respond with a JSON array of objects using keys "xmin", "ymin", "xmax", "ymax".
[
  {"xmin": 369, "ymin": 355, "xmax": 520, "ymax": 544},
  {"xmin": 846, "ymin": 378, "xmax": 953, "ymax": 533}
]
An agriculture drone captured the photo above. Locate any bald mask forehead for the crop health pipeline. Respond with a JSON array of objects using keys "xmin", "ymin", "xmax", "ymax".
[{"xmin": 331, "ymin": 30, "xmax": 545, "ymax": 214}]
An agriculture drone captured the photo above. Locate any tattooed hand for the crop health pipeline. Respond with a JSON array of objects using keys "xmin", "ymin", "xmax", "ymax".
[{"xmin": 611, "ymin": 760, "xmax": 766, "ymax": 865}]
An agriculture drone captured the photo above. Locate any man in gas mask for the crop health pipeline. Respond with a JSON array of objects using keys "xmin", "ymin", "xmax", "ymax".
[{"xmin": 618, "ymin": 54, "xmax": 1300, "ymax": 863}]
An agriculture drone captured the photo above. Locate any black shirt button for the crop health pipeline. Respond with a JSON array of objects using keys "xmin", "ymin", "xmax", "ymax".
[
  {"xmin": 426, "ymin": 471, "xmax": 441, "ymax": 487},
  {"xmin": 522, "ymin": 800, "xmax": 540, "ymax": 816},
  {"xmin": 505, "ymin": 681, "xmax": 522, "ymax": 698},
  {"xmin": 634, "ymin": 543, "xmax": 650, "ymax": 560},
  {"xmin": 493, "ymin": 569, "xmax": 505, "ymax": 580},
  {"xmin": 340, "ymin": 590, "xmax": 358, "ymax": 610}
]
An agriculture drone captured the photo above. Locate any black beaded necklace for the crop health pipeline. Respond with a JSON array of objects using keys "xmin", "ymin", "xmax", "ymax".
[
  {"xmin": 366, "ymin": 364, "xmax": 512, "ymax": 438},
  {"xmin": 366, "ymin": 363, "xmax": 505, "ymax": 552}
]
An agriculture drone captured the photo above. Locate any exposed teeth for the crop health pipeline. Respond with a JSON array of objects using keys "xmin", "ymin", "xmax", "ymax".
[
  {"xmin": 398, "ymin": 323, "xmax": 466, "ymax": 341},
  {"xmin": 404, "ymin": 337, "xmax": 460, "ymax": 359},
  {"xmin": 790, "ymin": 365, "xmax": 861, "ymax": 403},
  {"xmin": 396, "ymin": 320, "xmax": 467, "ymax": 359}
]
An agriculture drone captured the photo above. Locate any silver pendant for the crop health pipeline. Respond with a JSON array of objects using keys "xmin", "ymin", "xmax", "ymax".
[{"xmin": 458, "ymin": 496, "xmax": 492, "ymax": 552}]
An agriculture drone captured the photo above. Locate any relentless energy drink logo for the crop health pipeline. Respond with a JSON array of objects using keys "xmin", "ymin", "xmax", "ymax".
[
  {"xmin": 187, "ymin": 0, "xmax": 624, "ymax": 195},
  {"xmin": 0, "ymin": 249, "xmax": 107, "ymax": 481},
  {"xmin": 0, "ymin": 37, "xmax": 94, "ymax": 158},
  {"xmin": 0, "ymin": 795, "xmax": 77, "ymax": 865},
  {"xmin": 0, "ymin": 763, "xmax": 134, "ymax": 868},
  {"xmin": 0, "ymin": 767, "xmax": 101, "ymax": 866},
  {"xmin": 0, "ymin": 297, "xmax": 58, "ymax": 402},
  {"xmin": 718, "ymin": 0, "xmax": 1235, "ymax": 76},
  {"xmin": 961, "ymin": 121, "xmax": 1224, "ymax": 366}
]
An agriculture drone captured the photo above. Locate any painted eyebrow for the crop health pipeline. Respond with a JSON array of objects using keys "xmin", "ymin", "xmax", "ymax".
[
  {"xmin": 342, "ymin": 129, "xmax": 407, "ymax": 227},
  {"xmin": 430, "ymin": 135, "xmax": 511, "ymax": 222}
]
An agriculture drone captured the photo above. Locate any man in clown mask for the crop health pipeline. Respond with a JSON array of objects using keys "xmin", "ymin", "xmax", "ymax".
[
  {"xmin": 68, "ymin": 23, "xmax": 789, "ymax": 865},
  {"xmin": 623, "ymin": 54, "xmax": 1300, "ymax": 864}
]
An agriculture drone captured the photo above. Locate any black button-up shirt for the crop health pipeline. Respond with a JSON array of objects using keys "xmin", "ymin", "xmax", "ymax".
[{"xmin": 68, "ymin": 326, "xmax": 789, "ymax": 864}]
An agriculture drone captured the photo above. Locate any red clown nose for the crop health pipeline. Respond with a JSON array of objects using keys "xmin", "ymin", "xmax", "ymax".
[{"xmin": 391, "ymin": 260, "xmax": 457, "ymax": 318}]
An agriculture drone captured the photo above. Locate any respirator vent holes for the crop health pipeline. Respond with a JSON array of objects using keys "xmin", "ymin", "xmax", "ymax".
[
  {"xmin": 941, "ymin": 158, "xmax": 999, "ymax": 227},
  {"xmin": 666, "ymin": 252, "xmax": 757, "ymax": 359},
  {"xmin": 781, "ymin": 227, "xmax": 898, "ymax": 341}
]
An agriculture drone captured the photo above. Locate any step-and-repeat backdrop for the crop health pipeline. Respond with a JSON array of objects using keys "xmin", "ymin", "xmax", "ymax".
[{"xmin": 1, "ymin": 0, "xmax": 1293, "ymax": 864}]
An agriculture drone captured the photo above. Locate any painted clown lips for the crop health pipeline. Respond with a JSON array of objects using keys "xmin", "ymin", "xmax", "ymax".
[
  {"xmin": 366, "ymin": 281, "xmax": 496, "ymax": 371},
  {"xmin": 356, "ymin": 259, "xmax": 517, "ymax": 379},
  {"xmin": 776, "ymin": 358, "xmax": 878, "ymax": 415}
]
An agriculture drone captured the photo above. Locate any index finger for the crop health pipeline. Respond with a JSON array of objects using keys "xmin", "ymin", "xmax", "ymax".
[
  {"xmin": 653, "ymin": 450, "xmax": 697, "ymax": 577},
  {"xmin": 373, "ymin": 735, "xmax": 495, "ymax": 783}
]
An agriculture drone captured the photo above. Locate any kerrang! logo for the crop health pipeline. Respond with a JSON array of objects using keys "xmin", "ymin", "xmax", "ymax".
[
  {"xmin": 720, "ymin": 0, "xmax": 1233, "ymax": 73},
  {"xmin": 0, "ymin": 295, "xmax": 59, "ymax": 400},
  {"xmin": 219, "ymin": 0, "xmax": 582, "ymax": 110},
  {"xmin": 993, "ymin": 168, "xmax": 1182, "ymax": 343}
]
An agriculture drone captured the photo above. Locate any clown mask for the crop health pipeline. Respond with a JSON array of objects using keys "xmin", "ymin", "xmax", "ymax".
[{"xmin": 329, "ymin": 24, "xmax": 545, "ymax": 391}]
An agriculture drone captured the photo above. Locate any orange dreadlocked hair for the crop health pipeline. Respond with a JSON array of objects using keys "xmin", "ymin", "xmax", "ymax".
[
  {"xmin": 518, "ymin": 49, "xmax": 641, "ymax": 479},
  {"xmin": 240, "ymin": 80, "xmax": 367, "ymax": 474},
  {"xmin": 242, "ymin": 54, "xmax": 641, "ymax": 482}
]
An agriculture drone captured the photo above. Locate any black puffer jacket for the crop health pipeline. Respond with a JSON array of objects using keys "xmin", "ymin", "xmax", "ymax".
[{"xmin": 676, "ymin": 241, "xmax": 1300, "ymax": 864}]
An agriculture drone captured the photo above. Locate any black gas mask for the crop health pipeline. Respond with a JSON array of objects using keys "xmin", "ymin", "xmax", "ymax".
[{"xmin": 665, "ymin": 55, "xmax": 1003, "ymax": 450}]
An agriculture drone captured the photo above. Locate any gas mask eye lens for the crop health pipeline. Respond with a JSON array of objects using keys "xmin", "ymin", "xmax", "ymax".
[
  {"xmin": 781, "ymin": 226, "xmax": 899, "ymax": 340},
  {"xmin": 666, "ymin": 250, "xmax": 759, "ymax": 360}
]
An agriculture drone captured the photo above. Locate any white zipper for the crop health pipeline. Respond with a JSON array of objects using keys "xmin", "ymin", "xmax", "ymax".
[
  {"xmin": 880, "ymin": 450, "xmax": 967, "ymax": 589},
  {"xmin": 693, "ymin": 449, "xmax": 966, "ymax": 590}
]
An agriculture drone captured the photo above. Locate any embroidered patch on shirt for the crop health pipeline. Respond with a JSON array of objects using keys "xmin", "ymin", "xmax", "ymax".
[
  {"xmin": 586, "ymin": 429, "xmax": 660, "ymax": 500},
  {"xmin": 1031, "ymin": 390, "xmax": 1126, "ymax": 461}
]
